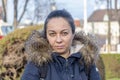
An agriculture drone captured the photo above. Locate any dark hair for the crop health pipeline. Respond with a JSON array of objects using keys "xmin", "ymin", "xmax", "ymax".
[{"xmin": 43, "ymin": 9, "xmax": 75, "ymax": 39}]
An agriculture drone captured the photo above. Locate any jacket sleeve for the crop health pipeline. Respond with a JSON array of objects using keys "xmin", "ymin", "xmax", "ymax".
[
  {"xmin": 21, "ymin": 62, "xmax": 40, "ymax": 80},
  {"xmin": 89, "ymin": 64, "xmax": 101, "ymax": 80}
]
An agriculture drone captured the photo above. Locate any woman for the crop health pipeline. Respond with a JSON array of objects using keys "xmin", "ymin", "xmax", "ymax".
[{"xmin": 21, "ymin": 10, "xmax": 101, "ymax": 80}]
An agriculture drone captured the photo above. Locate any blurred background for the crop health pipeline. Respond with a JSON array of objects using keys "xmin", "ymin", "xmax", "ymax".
[{"xmin": 0, "ymin": 0, "xmax": 120, "ymax": 80}]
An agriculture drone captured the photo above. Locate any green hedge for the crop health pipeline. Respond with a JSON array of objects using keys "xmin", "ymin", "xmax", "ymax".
[
  {"xmin": 0, "ymin": 25, "xmax": 43, "ymax": 80},
  {"xmin": 0, "ymin": 25, "xmax": 43, "ymax": 56},
  {"xmin": 100, "ymin": 54, "xmax": 120, "ymax": 80}
]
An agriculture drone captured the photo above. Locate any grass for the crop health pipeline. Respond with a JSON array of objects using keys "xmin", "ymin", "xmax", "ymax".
[
  {"xmin": 101, "ymin": 54, "xmax": 120, "ymax": 80},
  {"xmin": 107, "ymin": 78, "xmax": 120, "ymax": 80}
]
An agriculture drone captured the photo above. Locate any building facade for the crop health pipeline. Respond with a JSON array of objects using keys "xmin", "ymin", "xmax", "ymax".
[{"xmin": 88, "ymin": 9, "xmax": 120, "ymax": 53}]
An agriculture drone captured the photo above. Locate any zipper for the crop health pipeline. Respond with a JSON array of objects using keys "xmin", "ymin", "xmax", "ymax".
[
  {"xmin": 66, "ymin": 59, "xmax": 68, "ymax": 67},
  {"xmin": 40, "ymin": 78, "xmax": 45, "ymax": 80},
  {"xmin": 65, "ymin": 59, "xmax": 69, "ymax": 72},
  {"xmin": 65, "ymin": 59, "xmax": 71, "ymax": 80}
]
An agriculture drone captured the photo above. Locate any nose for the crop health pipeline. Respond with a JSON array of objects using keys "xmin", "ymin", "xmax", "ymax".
[{"xmin": 56, "ymin": 35, "xmax": 62, "ymax": 43}]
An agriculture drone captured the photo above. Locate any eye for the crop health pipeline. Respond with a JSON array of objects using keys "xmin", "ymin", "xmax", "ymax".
[
  {"xmin": 62, "ymin": 32, "xmax": 68, "ymax": 36},
  {"xmin": 49, "ymin": 33, "xmax": 56, "ymax": 37}
]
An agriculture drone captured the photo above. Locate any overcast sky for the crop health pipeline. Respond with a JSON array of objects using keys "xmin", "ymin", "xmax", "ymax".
[
  {"xmin": 56, "ymin": 0, "xmax": 84, "ymax": 19},
  {"xmin": 0, "ymin": 0, "xmax": 104, "ymax": 19},
  {"xmin": 55, "ymin": 0, "xmax": 105, "ymax": 19},
  {"xmin": 0, "ymin": 0, "xmax": 120, "ymax": 24},
  {"xmin": 56, "ymin": 0, "xmax": 120, "ymax": 19}
]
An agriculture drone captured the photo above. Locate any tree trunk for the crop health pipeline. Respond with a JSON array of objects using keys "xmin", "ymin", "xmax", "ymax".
[
  {"xmin": 13, "ymin": 0, "xmax": 18, "ymax": 29},
  {"xmin": 2, "ymin": 0, "xmax": 7, "ymax": 22},
  {"xmin": 119, "ymin": 20, "xmax": 120, "ymax": 44},
  {"xmin": 115, "ymin": 0, "xmax": 117, "ymax": 10},
  {"xmin": 107, "ymin": 0, "xmax": 111, "ymax": 53}
]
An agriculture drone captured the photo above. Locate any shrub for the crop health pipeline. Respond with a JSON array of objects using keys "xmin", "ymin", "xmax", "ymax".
[{"xmin": 0, "ymin": 25, "xmax": 42, "ymax": 80}]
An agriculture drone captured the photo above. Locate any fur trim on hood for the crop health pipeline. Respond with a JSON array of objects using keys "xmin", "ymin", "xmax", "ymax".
[{"xmin": 25, "ymin": 30, "xmax": 100, "ymax": 67}]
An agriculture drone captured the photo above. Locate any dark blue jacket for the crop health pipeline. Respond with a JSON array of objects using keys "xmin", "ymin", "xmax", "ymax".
[
  {"xmin": 21, "ymin": 30, "xmax": 101, "ymax": 80},
  {"xmin": 21, "ymin": 52, "xmax": 101, "ymax": 80}
]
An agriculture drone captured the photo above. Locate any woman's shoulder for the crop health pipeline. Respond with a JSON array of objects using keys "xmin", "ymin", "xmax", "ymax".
[
  {"xmin": 21, "ymin": 62, "xmax": 41, "ymax": 80},
  {"xmin": 24, "ymin": 62, "xmax": 40, "ymax": 72}
]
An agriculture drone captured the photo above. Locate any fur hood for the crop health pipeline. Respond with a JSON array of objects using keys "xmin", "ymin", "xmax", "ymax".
[{"xmin": 25, "ymin": 30, "xmax": 100, "ymax": 67}]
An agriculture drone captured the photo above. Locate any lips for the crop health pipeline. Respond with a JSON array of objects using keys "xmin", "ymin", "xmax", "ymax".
[{"xmin": 55, "ymin": 46, "xmax": 64, "ymax": 49}]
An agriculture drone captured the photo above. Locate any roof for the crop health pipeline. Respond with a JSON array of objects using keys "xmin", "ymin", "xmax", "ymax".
[
  {"xmin": 74, "ymin": 19, "xmax": 80, "ymax": 27},
  {"xmin": 88, "ymin": 9, "xmax": 120, "ymax": 22}
]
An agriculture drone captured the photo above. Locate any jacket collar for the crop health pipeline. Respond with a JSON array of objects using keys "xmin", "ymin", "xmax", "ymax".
[{"xmin": 52, "ymin": 52, "xmax": 82, "ymax": 59}]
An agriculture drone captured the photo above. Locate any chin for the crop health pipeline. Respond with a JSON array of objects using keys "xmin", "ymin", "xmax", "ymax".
[{"xmin": 56, "ymin": 50, "xmax": 67, "ymax": 54}]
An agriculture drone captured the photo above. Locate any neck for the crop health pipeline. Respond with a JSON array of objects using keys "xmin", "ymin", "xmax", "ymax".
[{"xmin": 60, "ymin": 50, "xmax": 70, "ymax": 59}]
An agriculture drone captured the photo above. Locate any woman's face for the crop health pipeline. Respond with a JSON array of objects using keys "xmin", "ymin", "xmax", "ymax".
[{"xmin": 46, "ymin": 17, "xmax": 74, "ymax": 55}]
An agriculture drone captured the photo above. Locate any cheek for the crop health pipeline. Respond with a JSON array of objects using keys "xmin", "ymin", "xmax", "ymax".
[
  {"xmin": 48, "ymin": 39, "xmax": 54, "ymax": 45},
  {"xmin": 47, "ymin": 36, "xmax": 55, "ymax": 45},
  {"xmin": 65, "ymin": 35, "xmax": 74, "ymax": 45}
]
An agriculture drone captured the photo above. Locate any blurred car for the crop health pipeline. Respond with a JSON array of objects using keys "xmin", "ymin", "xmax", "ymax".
[
  {"xmin": 0, "ymin": 35, "xmax": 3, "ymax": 39},
  {"xmin": 0, "ymin": 24, "xmax": 14, "ymax": 40},
  {"xmin": 0, "ymin": 25, "xmax": 14, "ymax": 35}
]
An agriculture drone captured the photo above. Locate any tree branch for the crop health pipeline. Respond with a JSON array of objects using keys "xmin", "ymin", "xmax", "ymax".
[{"xmin": 18, "ymin": 0, "xmax": 29, "ymax": 24}]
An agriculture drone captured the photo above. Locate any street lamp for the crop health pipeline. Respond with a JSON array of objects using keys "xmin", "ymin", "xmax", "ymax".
[{"xmin": 83, "ymin": 0, "xmax": 88, "ymax": 33}]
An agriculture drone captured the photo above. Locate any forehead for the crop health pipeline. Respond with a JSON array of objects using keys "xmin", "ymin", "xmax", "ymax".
[{"xmin": 47, "ymin": 17, "xmax": 71, "ymax": 31}]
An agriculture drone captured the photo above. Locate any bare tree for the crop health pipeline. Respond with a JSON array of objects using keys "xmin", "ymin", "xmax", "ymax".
[
  {"xmin": 106, "ymin": 0, "xmax": 112, "ymax": 53},
  {"xmin": 18, "ymin": 0, "xmax": 29, "ymax": 24},
  {"xmin": 96, "ymin": 0, "xmax": 112, "ymax": 52},
  {"xmin": 32, "ymin": 0, "xmax": 51, "ymax": 24},
  {"xmin": 1, "ymin": 0, "xmax": 56, "ymax": 28},
  {"xmin": 1, "ymin": 0, "xmax": 29, "ymax": 29},
  {"xmin": 13, "ymin": 0, "xmax": 29, "ymax": 28},
  {"xmin": 25, "ymin": 0, "xmax": 57, "ymax": 24}
]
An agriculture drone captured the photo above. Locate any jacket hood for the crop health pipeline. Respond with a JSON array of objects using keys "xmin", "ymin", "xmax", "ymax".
[{"xmin": 25, "ymin": 30, "xmax": 100, "ymax": 67}]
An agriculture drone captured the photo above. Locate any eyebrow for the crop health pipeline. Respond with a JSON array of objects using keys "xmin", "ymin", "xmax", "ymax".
[
  {"xmin": 47, "ymin": 30, "xmax": 56, "ymax": 33},
  {"xmin": 47, "ymin": 29, "xmax": 69, "ymax": 32}
]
